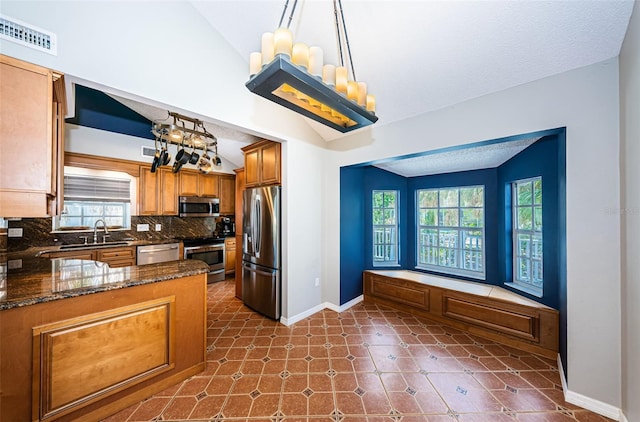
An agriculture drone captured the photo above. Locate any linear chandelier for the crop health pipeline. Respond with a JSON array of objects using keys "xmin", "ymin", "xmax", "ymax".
[{"xmin": 246, "ymin": 0, "xmax": 378, "ymax": 133}]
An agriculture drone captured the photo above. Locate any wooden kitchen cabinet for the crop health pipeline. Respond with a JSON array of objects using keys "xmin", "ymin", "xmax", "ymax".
[
  {"xmin": 219, "ymin": 175, "xmax": 235, "ymax": 214},
  {"xmin": 139, "ymin": 166, "xmax": 178, "ymax": 215},
  {"xmin": 199, "ymin": 173, "xmax": 219, "ymax": 197},
  {"xmin": 0, "ymin": 55, "xmax": 66, "ymax": 217},
  {"xmin": 40, "ymin": 246, "xmax": 136, "ymax": 268},
  {"xmin": 234, "ymin": 168, "xmax": 245, "ymax": 298},
  {"xmin": 242, "ymin": 140, "xmax": 281, "ymax": 188},
  {"xmin": 179, "ymin": 171, "xmax": 199, "ymax": 196},
  {"xmin": 225, "ymin": 237, "xmax": 236, "ymax": 275},
  {"xmin": 138, "ymin": 166, "xmax": 160, "ymax": 215},
  {"xmin": 159, "ymin": 168, "xmax": 179, "ymax": 215},
  {"xmin": 96, "ymin": 246, "xmax": 136, "ymax": 267}
]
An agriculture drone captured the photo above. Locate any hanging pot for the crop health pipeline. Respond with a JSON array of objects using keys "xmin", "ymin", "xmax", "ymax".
[
  {"xmin": 188, "ymin": 144, "xmax": 201, "ymax": 165},
  {"xmin": 150, "ymin": 136, "xmax": 161, "ymax": 173}
]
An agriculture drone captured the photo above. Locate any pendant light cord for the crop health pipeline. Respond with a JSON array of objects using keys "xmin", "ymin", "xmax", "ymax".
[
  {"xmin": 278, "ymin": 0, "xmax": 298, "ymax": 29},
  {"xmin": 333, "ymin": 0, "xmax": 345, "ymax": 67},
  {"xmin": 337, "ymin": 0, "xmax": 357, "ymax": 82}
]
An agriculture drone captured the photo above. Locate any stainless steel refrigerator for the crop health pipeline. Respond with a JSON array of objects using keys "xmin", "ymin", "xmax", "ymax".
[{"xmin": 242, "ymin": 186, "xmax": 281, "ymax": 320}]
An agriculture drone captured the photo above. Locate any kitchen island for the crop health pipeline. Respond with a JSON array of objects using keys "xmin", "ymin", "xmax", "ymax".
[{"xmin": 0, "ymin": 253, "xmax": 209, "ymax": 422}]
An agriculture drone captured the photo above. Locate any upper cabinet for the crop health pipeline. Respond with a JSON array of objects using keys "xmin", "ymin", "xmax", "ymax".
[
  {"xmin": 0, "ymin": 55, "xmax": 66, "ymax": 217},
  {"xmin": 178, "ymin": 171, "xmax": 219, "ymax": 198},
  {"xmin": 219, "ymin": 175, "xmax": 235, "ymax": 215},
  {"xmin": 242, "ymin": 140, "xmax": 281, "ymax": 188}
]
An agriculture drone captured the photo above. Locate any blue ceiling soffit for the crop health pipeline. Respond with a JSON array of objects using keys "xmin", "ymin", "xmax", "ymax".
[{"xmin": 65, "ymin": 85, "xmax": 154, "ymax": 140}]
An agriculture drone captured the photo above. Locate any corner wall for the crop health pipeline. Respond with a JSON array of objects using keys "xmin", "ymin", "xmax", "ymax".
[
  {"xmin": 619, "ymin": 2, "xmax": 640, "ymax": 421},
  {"xmin": 323, "ymin": 59, "xmax": 621, "ymax": 409}
]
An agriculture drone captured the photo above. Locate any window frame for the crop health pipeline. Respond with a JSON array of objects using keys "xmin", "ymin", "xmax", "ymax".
[
  {"xmin": 52, "ymin": 167, "xmax": 135, "ymax": 233},
  {"xmin": 372, "ymin": 190, "xmax": 400, "ymax": 267},
  {"xmin": 509, "ymin": 176, "xmax": 543, "ymax": 297},
  {"xmin": 415, "ymin": 185, "xmax": 486, "ymax": 280}
]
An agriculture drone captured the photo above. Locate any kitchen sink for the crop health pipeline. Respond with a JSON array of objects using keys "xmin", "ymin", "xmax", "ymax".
[{"xmin": 59, "ymin": 241, "xmax": 130, "ymax": 250}]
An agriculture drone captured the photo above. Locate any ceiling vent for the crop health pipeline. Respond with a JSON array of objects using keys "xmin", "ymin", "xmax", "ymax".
[{"xmin": 0, "ymin": 14, "xmax": 57, "ymax": 55}]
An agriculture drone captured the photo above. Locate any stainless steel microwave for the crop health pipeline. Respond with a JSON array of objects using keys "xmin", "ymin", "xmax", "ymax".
[{"xmin": 178, "ymin": 196, "xmax": 220, "ymax": 217}]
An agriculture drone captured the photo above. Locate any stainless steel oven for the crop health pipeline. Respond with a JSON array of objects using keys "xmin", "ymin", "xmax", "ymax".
[{"xmin": 183, "ymin": 239, "xmax": 225, "ymax": 283}]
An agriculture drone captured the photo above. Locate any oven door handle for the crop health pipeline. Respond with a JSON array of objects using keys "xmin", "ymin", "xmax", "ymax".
[{"xmin": 185, "ymin": 245, "xmax": 224, "ymax": 254}]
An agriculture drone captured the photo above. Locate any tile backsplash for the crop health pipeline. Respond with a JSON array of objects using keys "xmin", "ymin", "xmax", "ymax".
[{"xmin": 6, "ymin": 216, "xmax": 224, "ymax": 251}]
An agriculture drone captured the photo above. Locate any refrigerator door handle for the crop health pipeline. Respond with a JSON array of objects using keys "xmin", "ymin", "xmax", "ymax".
[
  {"xmin": 254, "ymin": 195, "xmax": 261, "ymax": 258},
  {"xmin": 242, "ymin": 262, "xmax": 275, "ymax": 277}
]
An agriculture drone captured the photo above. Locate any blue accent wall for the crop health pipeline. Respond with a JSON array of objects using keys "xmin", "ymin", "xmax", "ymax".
[
  {"xmin": 497, "ymin": 134, "xmax": 562, "ymax": 309},
  {"xmin": 363, "ymin": 167, "xmax": 409, "ymax": 269},
  {"xmin": 407, "ymin": 168, "xmax": 499, "ymax": 283},
  {"xmin": 66, "ymin": 85, "xmax": 154, "ymax": 140},
  {"xmin": 339, "ymin": 166, "xmax": 366, "ymax": 304}
]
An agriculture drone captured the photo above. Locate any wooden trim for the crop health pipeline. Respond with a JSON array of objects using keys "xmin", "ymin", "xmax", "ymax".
[
  {"xmin": 0, "ymin": 54, "xmax": 50, "ymax": 75},
  {"xmin": 64, "ymin": 152, "xmax": 141, "ymax": 177}
]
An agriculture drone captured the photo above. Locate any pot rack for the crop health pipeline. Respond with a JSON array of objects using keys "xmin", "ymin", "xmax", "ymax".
[
  {"xmin": 150, "ymin": 111, "xmax": 222, "ymax": 173},
  {"xmin": 151, "ymin": 111, "xmax": 218, "ymax": 150}
]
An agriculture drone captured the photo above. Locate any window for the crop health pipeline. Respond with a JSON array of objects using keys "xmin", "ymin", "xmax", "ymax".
[
  {"xmin": 512, "ymin": 177, "xmax": 543, "ymax": 296},
  {"xmin": 416, "ymin": 186, "xmax": 485, "ymax": 279},
  {"xmin": 53, "ymin": 168, "xmax": 133, "ymax": 231},
  {"xmin": 372, "ymin": 190, "xmax": 399, "ymax": 266}
]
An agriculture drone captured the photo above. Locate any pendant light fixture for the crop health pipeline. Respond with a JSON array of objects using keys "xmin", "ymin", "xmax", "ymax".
[{"xmin": 246, "ymin": 0, "xmax": 378, "ymax": 133}]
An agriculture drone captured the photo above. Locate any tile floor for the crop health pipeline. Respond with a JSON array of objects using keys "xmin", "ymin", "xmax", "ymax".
[{"xmin": 104, "ymin": 279, "xmax": 613, "ymax": 422}]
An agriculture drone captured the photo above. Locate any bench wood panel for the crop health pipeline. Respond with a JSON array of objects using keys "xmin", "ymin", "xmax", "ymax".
[{"xmin": 363, "ymin": 271, "xmax": 559, "ymax": 358}]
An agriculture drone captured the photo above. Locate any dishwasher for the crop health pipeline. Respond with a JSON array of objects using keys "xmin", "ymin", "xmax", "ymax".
[{"xmin": 136, "ymin": 243, "xmax": 180, "ymax": 265}]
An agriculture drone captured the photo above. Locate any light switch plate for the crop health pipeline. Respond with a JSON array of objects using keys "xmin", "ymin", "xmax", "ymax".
[
  {"xmin": 155, "ymin": 224, "xmax": 162, "ymax": 231},
  {"xmin": 137, "ymin": 224, "xmax": 149, "ymax": 232},
  {"xmin": 8, "ymin": 228, "xmax": 23, "ymax": 237}
]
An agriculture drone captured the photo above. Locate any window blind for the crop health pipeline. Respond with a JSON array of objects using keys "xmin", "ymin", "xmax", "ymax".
[{"xmin": 64, "ymin": 175, "xmax": 131, "ymax": 202}]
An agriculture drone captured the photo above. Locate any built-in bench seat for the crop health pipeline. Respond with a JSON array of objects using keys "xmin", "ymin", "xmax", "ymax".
[{"xmin": 363, "ymin": 270, "xmax": 559, "ymax": 359}]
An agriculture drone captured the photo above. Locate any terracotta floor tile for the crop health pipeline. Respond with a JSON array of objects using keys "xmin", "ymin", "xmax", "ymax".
[
  {"xmin": 161, "ymin": 396, "xmax": 197, "ymax": 419},
  {"xmin": 104, "ymin": 279, "xmax": 611, "ymax": 422},
  {"xmin": 127, "ymin": 397, "xmax": 171, "ymax": 421}
]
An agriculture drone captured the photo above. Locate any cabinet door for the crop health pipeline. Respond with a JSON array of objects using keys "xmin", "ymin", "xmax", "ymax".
[
  {"xmin": 97, "ymin": 246, "xmax": 136, "ymax": 267},
  {"xmin": 199, "ymin": 174, "xmax": 219, "ymax": 197},
  {"xmin": 219, "ymin": 175, "xmax": 235, "ymax": 214},
  {"xmin": 225, "ymin": 248, "xmax": 236, "ymax": 275},
  {"xmin": 41, "ymin": 250, "xmax": 96, "ymax": 260},
  {"xmin": 160, "ymin": 168, "xmax": 178, "ymax": 215},
  {"xmin": 244, "ymin": 148, "xmax": 260, "ymax": 188},
  {"xmin": 234, "ymin": 169, "xmax": 245, "ymax": 235},
  {"xmin": 179, "ymin": 172, "xmax": 199, "ymax": 196},
  {"xmin": 139, "ymin": 166, "xmax": 159, "ymax": 215},
  {"xmin": 260, "ymin": 142, "xmax": 281, "ymax": 185},
  {"xmin": 0, "ymin": 55, "xmax": 54, "ymax": 217}
]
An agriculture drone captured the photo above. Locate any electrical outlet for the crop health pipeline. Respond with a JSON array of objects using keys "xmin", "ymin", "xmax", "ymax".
[
  {"xmin": 155, "ymin": 224, "xmax": 162, "ymax": 231},
  {"xmin": 315, "ymin": 277, "xmax": 320, "ymax": 287},
  {"xmin": 137, "ymin": 224, "xmax": 150, "ymax": 232},
  {"xmin": 8, "ymin": 259, "xmax": 22, "ymax": 269},
  {"xmin": 8, "ymin": 228, "xmax": 23, "ymax": 237}
]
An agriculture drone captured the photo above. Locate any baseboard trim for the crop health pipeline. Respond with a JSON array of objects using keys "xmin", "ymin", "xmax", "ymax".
[
  {"xmin": 325, "ymin": 295, "xmax": 363, "ymax": 313},
  {"xmin": 280, "ymin": 296, "xmax": 364, "ymax": 326},
  {"xmin": 557, "ymin": 355, "xmax": 624, "ymax": 421}
]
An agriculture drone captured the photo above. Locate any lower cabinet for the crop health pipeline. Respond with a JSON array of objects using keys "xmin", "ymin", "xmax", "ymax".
[
  {"xmin": 41, "ymin": 246, "xmax": 136, "ymax": 268},
  {"xmin": 225, "ymin": 237, "xmax": 236, "ymax": 275}
]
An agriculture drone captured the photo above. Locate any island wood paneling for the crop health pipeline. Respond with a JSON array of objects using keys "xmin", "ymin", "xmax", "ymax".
[
  {"xmin": 33, "ymin": 297, "xmax": 175, "ymax": 420},
  {"xmin": 0, "ymin": 274, "xmax": 206, "ymax": 422}
]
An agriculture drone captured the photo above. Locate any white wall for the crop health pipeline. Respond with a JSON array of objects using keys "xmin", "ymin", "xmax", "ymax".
[
  {"xmin": 0, "ymin": 1, "xmax": 324, "ymax": 146},
  {"xmin": 619, "ymin": 2, "xmax": 639, "ymax": 421},
  {"xmin": 66, "ymin": 124, "xmax": 238, "ymax": 174},
  {"xmin": 322, "ymin": 60, "xmax": 622, "ymax": 409},
  {"xmin": 281, "ymin": 140, "xmax": 326, "ymax": 319}
]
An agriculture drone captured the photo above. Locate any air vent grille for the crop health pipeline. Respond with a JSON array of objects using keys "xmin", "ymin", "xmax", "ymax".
[
  {"xmin": 141, "ymin": 146, "xmax": 156, "ymax": 158},
  {"xmin": 0, "ymin": 14, "xmax": 57, "ymax": 55}
]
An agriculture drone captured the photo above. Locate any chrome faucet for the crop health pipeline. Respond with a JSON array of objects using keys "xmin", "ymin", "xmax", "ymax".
[{"xmin": 93, "ymin": 219, "xmax": 109, "ymax": 243}]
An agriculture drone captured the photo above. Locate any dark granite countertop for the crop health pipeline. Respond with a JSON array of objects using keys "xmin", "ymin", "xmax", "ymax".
[{"xmin": 0, "ymin": 251, "xmax": 209, "ymax": 311}]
